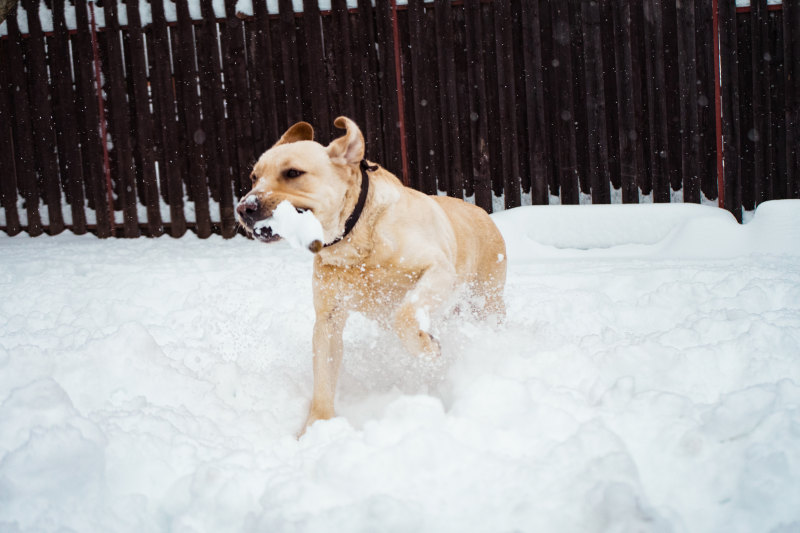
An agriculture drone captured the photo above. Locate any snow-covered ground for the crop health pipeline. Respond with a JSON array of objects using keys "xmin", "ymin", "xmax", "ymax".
[{"xmin": 1, "ymin": 200, "xmax": 799, "ymax": 533}]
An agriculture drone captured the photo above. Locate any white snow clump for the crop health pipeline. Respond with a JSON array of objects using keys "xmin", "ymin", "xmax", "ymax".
[{"xmin": 254, "ymin": 200, "xmax": 325, "ymax": 253}]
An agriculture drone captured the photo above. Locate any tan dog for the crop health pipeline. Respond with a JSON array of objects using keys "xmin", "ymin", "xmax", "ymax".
[{"xmin": 236, "ymin": 117, "xmax": 506, "ymax": 433}]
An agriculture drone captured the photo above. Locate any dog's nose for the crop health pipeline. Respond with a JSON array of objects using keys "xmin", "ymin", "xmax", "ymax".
[{"xmin": 237, "ymin": 195, "xmax": 260, "ymax": 226}]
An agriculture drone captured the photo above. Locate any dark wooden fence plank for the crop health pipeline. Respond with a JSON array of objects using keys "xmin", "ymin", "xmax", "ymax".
[
  {"xmin": 149, "ymin": 0, "xmax": 187, "ymax": 237},
  {"xmin": 581, "ymin": 0, "xmax": 610, "ymax": 204},
  {"xmin": 354, "ymin": 0, "xmax": 383, "ymax": 164},
  {"xmin": 102, "ymin": 0, "xmax": 140, "ymax": 237},
  {"xmin": 611, "ymin": 0, "xmax": 643, "ymax": 203},
  {"xmin": 244, "ymin": 20, "xmax": 266, "ymax": 155},
  {"xmin": 481, "ymin": 3, "xmax": 502, "ymax": 198},
  {"xmin": 245, "ymin": 12, "xmax": 278, "ymax": 153},
  {"xmin": 550, "ymin": 0, "xmax": 579, "ymax": 205},
  {"xmin": 407, "ymin": 0, "xmax": 431, "ymax": 194},
  {"xmin": 495, "ymin": 0, "xmax": 521, "ymax": 208},
  {"xmin": 198, "ymin": 2, "xmax": 236, "ymax": 237},
  {"xmin": 519, "ymin": 0, "xmax": 549, "ymax": 205},
  {"xmin": 600, "ymin": 0, "xmax": 620, "ymax": 193},
  {"xmin": 397, "ymin": 9, "xmax": 419, "ymax": 189},
  {"xmin": 737, "ymin": 11, "xmax": 755, "ymax": 210},
  {"xmin": 0, "ymin": 49, "xmax": 21, "ymax": 235},
  {"xmin": 4, "ymin": 13, "xmax": 42, "ymax": 236},
  {"xmin": 175, "ymin": 0, "xmax": 212, "ymax": 237},
  {"xmin": 49, "ymin": 0, "xmax": 88, "ymax": 233},
  {"xmin": 751, "ymin": 0, "xmax": 772, "ymax": 203},
  {"xmin": 434, "ymin": 0, "xmax": 463, "ymax": 197},
  {"xmin": 786, "ymin": 0, "xmax": 800, "ymax": 199},
  {"xmin": 252, "ymin": 1, "xmax": 281, "ymax": 148},
  {"xmin": 224, "ymin": 0, "xmax": 256, "ymax": 198},
  {"xmin": 302, "ymin": 0, "xmax": 331, "ymax": 144},
  {"xmin": 568, "ymin": 0, "xmax": 590, "ymax": 196},
  {"xmin": 643, "ymin": 0, "xmax": 671, "ymax": 202},
  {"xmin": 373, "ymin": 0, "xmax": 402, "ymax": 177},
  {"xmin": 463, "ymin": 0, "xmax": 492, "ymax": 210},
  {"xmin": 510, "ymin": 5, "xmax": 528, "ymax": 195},
  {"xmin": 629, "ymin": 2, "xmax": 652, "ymax": 196},
  {"xmin": 677, "ymin": 0, "xmax": 701, "ymax": 203},
  {"xmin": 454, "ymin": 8, "xmax": 473, "ymax": 198},
  {"xmin": 331, "ymin": 0, "xmax": 356, "ymax": 123},
  {"xmin": 770, "ymin": 10, "xmax": 786, "ymax": 199},
  {"xmin": 662, "ymin": 0, "xmax": 682, "ymax": 193},
  {"xmin": 278, "ymin": 0, "xmax": 304, "ymax": 125},
  {"xmin": 125, "ymin": 0, "xmax": 164, "ymax": 237},
  {"xmin": 539, "ymin": 0, "xmax": 559, "ymax": 197},
  {"xmin": 696, "ymin": 0, "xmax": 717, "ymax": 200},
  {"xmin": 199, "ymin": 14, "xmax": 224, "ymax": 202},
  {"xmin": 21, "ymin": 0, "xmax": 65, "ymax": 234},
  {"xmin": 73, "ymin": 0, "xmax": 112, "ymax": 237},
  {"xmin": 720, "ymin": 0, "xmax": 742, "ymax": 220}
]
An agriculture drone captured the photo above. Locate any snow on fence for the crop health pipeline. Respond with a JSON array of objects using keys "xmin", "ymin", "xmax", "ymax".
[{"xmin": 0, "ymin": 0, "xmax": 798, "ymax": 238}]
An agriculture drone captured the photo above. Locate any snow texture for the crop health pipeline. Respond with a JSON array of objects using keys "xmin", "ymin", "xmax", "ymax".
[
  {"xmin": 252, "ymin": 200, "xmax": 325, "ymax": 252},
  {"xmin": 1, "ymin": 200, "xmax": 800, "ymax": 532}
]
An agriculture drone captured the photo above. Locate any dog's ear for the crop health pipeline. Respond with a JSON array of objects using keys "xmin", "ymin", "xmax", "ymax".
[
  {"xmin": 327, "ymin": 116, "xmax": 365, "ymax": 166},
  {"xmin": 274, "ymin": 122, "xmax": 314, "ymax": 147}
]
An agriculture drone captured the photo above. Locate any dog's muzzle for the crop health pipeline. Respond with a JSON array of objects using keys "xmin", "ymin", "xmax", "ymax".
[{"xmin": 237, "ymin": 195, "xmax": 280, "ymax": 243}]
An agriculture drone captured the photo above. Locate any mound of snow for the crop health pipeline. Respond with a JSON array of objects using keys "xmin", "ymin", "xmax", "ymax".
[{"xmin": 493, "ymin": 199, "xmax": 800, "ymax": 261}]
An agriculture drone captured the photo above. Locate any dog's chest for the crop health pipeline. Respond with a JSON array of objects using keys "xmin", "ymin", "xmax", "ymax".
[{"xmin": 315, "ymin": 262, "xmax": 422, "ymax": 314}]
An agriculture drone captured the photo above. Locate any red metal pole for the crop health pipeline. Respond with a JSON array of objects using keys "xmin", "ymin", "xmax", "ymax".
[
  {"xmin": 713, "ymin": 0, "xmax": 725, "ymax": 209},
  {"xmin": 391, "ymin": 0, "xmax": 410, "ymax": 186},
  {"xmin": 89, "ymin": 2, "xmax": 117, "ymax": 232}
]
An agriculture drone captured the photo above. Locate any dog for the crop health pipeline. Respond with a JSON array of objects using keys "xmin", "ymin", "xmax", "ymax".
[{"xmin": 236, "ymin": 117, "xmax": 507, "ymax": 434}]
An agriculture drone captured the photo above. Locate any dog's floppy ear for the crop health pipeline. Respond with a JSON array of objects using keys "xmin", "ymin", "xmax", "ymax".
[
  {"xmin": 327, "ymin": 116, "xmax": 365, "ymax": 166},
  {"xmin": 273, "ymin": 121, "xmax": 314, "ymax": 147}
]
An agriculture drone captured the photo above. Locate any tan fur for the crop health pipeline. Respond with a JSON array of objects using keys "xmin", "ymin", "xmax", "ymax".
[{"xmin": 237, "ymin": 117, "xmax": 506, "ymax": 435}]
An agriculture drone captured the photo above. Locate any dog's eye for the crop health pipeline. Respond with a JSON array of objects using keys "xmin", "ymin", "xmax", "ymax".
[{"xmin": 284, "ymin": 168, "xmax": 305, "ymax": 179}]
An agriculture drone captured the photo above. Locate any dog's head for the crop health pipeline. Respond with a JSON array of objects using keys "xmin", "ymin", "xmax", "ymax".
[{"xmin": 237, "ymin": 116, "xmax": 365, "ymax": 246}]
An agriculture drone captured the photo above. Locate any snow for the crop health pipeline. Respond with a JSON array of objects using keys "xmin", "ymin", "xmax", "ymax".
[
  {"xmin": 252, "ymin": 199, "xmax": 325, "ymax": 252},
  {"xmin": 1, "ymin": 199, "xmax": 799, "ymax": 532}
]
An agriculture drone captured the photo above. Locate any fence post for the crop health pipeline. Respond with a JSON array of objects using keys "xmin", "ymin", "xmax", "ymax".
[
  {"xmin": 89, "ymin": 1, "xmax": 116, "ymax": 235},
  {"xmin": 391, "ymin": 0, "xmax": 409, "ymax": 186},
  {"xmin": 713, "ymin": 0, "xmax": 725, "ymax": 211}
]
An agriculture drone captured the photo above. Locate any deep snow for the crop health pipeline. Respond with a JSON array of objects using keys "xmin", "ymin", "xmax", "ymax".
[{"xmin": 1, "ymin": 200, "xmax": 799, "ymax": 533}]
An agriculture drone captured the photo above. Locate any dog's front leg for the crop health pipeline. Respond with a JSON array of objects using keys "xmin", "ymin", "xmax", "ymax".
[
  {"xmin": 301, "ymin": 307, "xmax": 347, "ymax": 436},
  {"xmin": 394, "ymin": 263, "xmax": 455, "ymax": 357}
]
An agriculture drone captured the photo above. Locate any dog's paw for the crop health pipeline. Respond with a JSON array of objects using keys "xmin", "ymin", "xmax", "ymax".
[
  {"xmin": 298, "ymin": 405, "xmax": 334, "ymax": 439},
  {"xmin": 417, "ymin": 330, "xmax": 441, "ymax": 358}
]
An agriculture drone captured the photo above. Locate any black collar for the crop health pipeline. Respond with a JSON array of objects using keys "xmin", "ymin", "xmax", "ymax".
[{"xmin": 325, "ymin": 160, "xmax": 375, "ymax": 248}]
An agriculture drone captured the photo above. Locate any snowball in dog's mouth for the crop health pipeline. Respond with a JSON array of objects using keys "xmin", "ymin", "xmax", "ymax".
[{"xmin": 251, "ymin": 201, "xmax": 325, "ymax": 253}]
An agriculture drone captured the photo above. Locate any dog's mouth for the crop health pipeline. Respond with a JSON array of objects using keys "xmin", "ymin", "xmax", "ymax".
[{"xmin": 252, "ymin": 224, "xmax": 282, "ymax": 243}]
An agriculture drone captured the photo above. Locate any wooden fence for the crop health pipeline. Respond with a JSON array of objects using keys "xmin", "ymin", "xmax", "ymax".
[{"xmin": 0, "ymin": 0, "xmax": 798, "ymax": 238}]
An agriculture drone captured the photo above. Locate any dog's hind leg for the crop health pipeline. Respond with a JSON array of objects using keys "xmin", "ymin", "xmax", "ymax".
[{"xmin": 473, "ymin": 259, "xmax": 507, "ymax": 322}]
